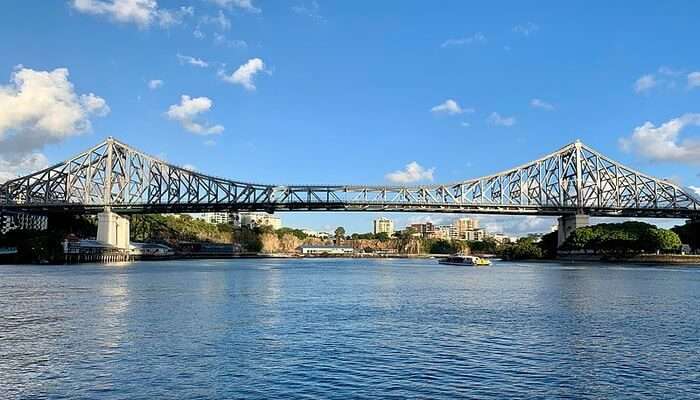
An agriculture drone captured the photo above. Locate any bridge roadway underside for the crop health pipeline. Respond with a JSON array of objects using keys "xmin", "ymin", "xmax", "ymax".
[{"xmin": 3, "ymin": 202, "xmax": 699, "ymax": 219}]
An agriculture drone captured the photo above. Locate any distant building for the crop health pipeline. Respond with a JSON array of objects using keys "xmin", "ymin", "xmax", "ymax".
[
  {"xmin": 237, "ymin": 212, "xmax": 282, "ymax": 230},
  {"xmin": 190, "ymin": 212, "xmax": 233, "ymax": 225},
  {"xmin": 410, "ymin": 222, "xmax": 436, "ymax": 238},
  {"xmin": 373, "ymin": 217, "xmax": 394, "ymax": 235},
  {"xmin": 490, "ymin": 233, "xmax": 512, "ymax": 244},
  {"xmin": 455, "ymin": 217, "xmax": 479, "ymax": 232},
  {"xmin": 298, "ymin": 244, "xmax": 355, "ymax": 255},
  {"xmin": 464, "ymin": 229, "xmax": 486, "ymax": 241},
  {"xmin": 130, "ymin": 242, "xmax": 174, "ymax": 257},
  {"xmin": 302, "ymin": 229, "xmax": 330, "ymax": 239}
]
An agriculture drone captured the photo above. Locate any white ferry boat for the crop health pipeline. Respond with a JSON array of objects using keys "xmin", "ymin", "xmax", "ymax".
[{"xmin": 438, "ymin": 255, "xmax": 492, "ymax": 267}]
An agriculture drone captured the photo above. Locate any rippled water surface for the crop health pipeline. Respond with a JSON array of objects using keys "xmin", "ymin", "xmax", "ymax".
[{"xmin": 2, "ymin": 259, "xmax": 700, "ymax": 399}]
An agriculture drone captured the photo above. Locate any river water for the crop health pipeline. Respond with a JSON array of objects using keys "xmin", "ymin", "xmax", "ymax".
[{"xmin": 1, "ymin": 259, "xmax": 699, "ymax": 399}]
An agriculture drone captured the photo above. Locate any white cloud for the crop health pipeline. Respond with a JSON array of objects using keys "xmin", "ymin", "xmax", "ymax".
[
  {"xmin": 203, "ymin": 139, "xmax": 217, "ymax": 146},
  {"xmin": 193, "ymin": 29, "xmax": 205, "ymax": 39},
  {"xmin": 177, "ymin": 54, "xmax": 209, "ymax": 68},
  {"xmin": 71, "ymin": 0, "xmax": 192, "ymax": 28},
  {"xmin": 165, "ymin": 95, "xmax": 224, "ymax": 135},
  {"xmin": 441, "ymin": 33, "xmax": 486, "ymax": 48},
  {"xmin": 385, "ymin": 162, "xmax": 435, "ymax": 184},
  {"xmin": 688, "ymin": 72, "xmax": 700, "ymax": 89},
  {"xmin": 148, "ymin": 79, "xmax": 163, "ymax": 89},
  {"xmin": 488, "ymin": 112, "xmax": 516, "ymax": 127},
  {"xmin": 0, "ymin": 153, "xmax": 49, "ymax": 183},
  {"xmin": 156, "ymin": 6, "xmax": 194, "ymax": 28},
  {"xmin": 219, "ymin": 58, "xmax": 265, "ymax": 90},
  {"xmin": 513, "ymin": 22, "xmax": 539, "ymax": 36},
  {"xmin": 430, "ymin": 99, "xmax": 471, "ymax": 115},
  {"xmin": 460, "ymin": 121, "xmax": 470, "ymax": 128},
  {"xmin": 207, "ymin": 0, "xmax": 260, "ymax": 13},
  {"xmin": 0, "ymin": 66, "xmax": 109, "ymax": 155},
  {"xmin": 481, "ymin": 215, "xmax": 555, "ymax": 236},
  {"xmin": 619, "ymin": 113, "xmax": 700, "ymax": 164},
  {"xmin": 530, "ymin": 98, "xmax": 554, "ymax": 111},
  {"xmin": 634, "ymin": 74, "xmax": 658, "ymax": 93},
  {"xmin": 659, "ymin": 66, "xmax": 682, "ymax": 77},
  {"xmin": 200, "ymin": 10, "xmax": 231, "ymax": 30},
  {"xmin": 213, "ymin": 33, "xmax": 248, "ymax": 48},
  {"xmin": 292, "ymin": 1, "xmax": 325, "ymax": 22},
  {"xmin": 689, "ymin": 186, "xmax": 700, "ymax": 196}
]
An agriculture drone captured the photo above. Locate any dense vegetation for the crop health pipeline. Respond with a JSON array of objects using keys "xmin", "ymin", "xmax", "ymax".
[
  {"xmin": 561, "ymin": 221, "xmax": 681, "ymax": 256},
  {"xmin": 672, "ymin": 220, "xmax": 700, "ymax": 251},
  {"xmin": 496, "ymin": 233, "xmax": 557, "ymax": 261},
  {"xmin": 130, "ymin": 214, "xmax": 233, "ymax": 244}
]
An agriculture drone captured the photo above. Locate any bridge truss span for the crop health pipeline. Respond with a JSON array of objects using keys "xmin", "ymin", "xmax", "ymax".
[{"xmin": 1, "ymin": 137, "xmax": 699, "ymax": 218}]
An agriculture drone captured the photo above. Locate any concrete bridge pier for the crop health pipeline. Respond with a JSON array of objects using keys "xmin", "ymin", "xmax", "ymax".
[
  {"xmin": 557, "ymin": 214, "xmax": 589, "ymax": 247},
  {"xmin": 97, "ymin": 209, "xmax": 130, "ymax": 250}
]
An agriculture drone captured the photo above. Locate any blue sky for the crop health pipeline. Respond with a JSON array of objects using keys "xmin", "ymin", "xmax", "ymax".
[{"xmin": 1, "ymin": 1, "xmax": 699, "ymax": 235}]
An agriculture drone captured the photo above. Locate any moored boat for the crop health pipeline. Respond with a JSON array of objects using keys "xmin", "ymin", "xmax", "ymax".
[{"xmin": 438, "ymin": 255, "xmax": 492, "ymax": 266}]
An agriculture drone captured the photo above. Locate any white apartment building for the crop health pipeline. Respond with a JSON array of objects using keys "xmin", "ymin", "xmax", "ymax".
[
  {"xmin": 373, "ymin": 217, "xmax": 395, "ymax": 235},
  {"xmin": 190, "ymin": 212, "xmax": 233, "ymax": 225},
  {"xmin": 237, "ymin": 212, "xmax": 282, "ymax": 230}
]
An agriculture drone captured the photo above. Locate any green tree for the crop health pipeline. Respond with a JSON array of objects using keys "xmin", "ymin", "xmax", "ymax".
[
  {"xmin": 334, "ymin": 226, "xmax": 346, "ymax": 241},
  {"xmin": 672, "ymin": 220, "xmax": 700, "ymax": 250},
  {"xmin": 642, "ymin": 228, "xmax": 682, "ymax": 253}
]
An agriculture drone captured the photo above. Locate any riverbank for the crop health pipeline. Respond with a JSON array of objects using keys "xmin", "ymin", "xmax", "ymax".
[{"xmin": 556, "ymin": 253, "xmax": 700, "ymax": 265}]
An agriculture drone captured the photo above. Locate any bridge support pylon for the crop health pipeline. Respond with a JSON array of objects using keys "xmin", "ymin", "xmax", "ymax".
[
  {"xmin": 557, "ymin": 214, "xmax": 589, "ymax": 247},
  {"xmin": 97, "ymin": 209, "xmax": 130, "ymax": 250}
]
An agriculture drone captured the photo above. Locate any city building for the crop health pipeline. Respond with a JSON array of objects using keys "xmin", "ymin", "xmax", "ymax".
[
  {"xmin": 409, "ymin": 222, "xmax": 436, "ymax": 238},
  {"xmin": 190, "ymin": 212, "xmax": 233, "ymax": 225},
  {"xmin": 298, "ymin": 244, "xmax": 355, "ymax": 255},
  {"xmin": 302, "ymin": 229, "xmax": 331, "ymax": 239},
  {"xmin": 464, "ymin": 229, "xmax": 486, "ymax": 241},
  {"xmin": 490, "ymin": 233, "xmax": 513, "ymax": 244},
  {"xmin": 455, "ymin": 217, "xmax": 479, "ymax": 232},
  {"xmin": 373, "ymin": 217, "xmax": 395, "ymax": 235},
  {"xmin": 237, "ymin": 212, "xmax": 282, "ymax": 230}
]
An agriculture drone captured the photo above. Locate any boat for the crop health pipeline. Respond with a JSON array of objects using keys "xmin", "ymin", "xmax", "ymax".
[{"xmin": 438, "ymin": 255, "xmax": 492, "ymax": 266}]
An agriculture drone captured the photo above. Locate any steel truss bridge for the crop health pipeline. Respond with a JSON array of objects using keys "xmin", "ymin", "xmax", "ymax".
[{"xmin": 1, "ymin": 137, "xmax": 700, "ymax": 225}]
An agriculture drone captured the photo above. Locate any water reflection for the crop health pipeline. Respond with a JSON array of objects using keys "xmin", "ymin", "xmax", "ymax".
[{"xmin": 1, "ymin": 260, "xmax": 699, "ymax": 399}]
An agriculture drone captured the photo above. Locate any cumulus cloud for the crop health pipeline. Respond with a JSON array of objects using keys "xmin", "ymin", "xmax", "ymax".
[
  {"xmin": 166, "ymin": 95, "xmax": 224, "ymax": 135},
  {"xmin": 207, "ymin": 0, "xmax": 260, "ymax": 13},
  {"xmin": 488, "ymin": 112, "xmax": 516, "ymax": 127},
  {"xmin": 530, "ymin": 98, "xmax": 554, "ymax": 111},
  {"xmin": 441, "ymin": 33, "xmax": 486, "ymax": 48},
  {"xmin": 430, "ymin": 99, "xmax": 471, "ymax": 115},
  {"xmin": 513, "ymin": 22, "xmax": 539, "ymax": 36},
  {"xmin": 71, "ymin": 0, "xmax": 192, "ymax": 28},
  {"xmin": 148, "ymin": 79, "xmax": 163, "ymax": 89},
  {"xmin": 177, "ymin": 54, "xmax": 209, "ymax": 68},
  {"xmin": 219, "ymin": 58, "xmax": 266, "ymax": 90},
  {"xmin": 385, "ymin": 162, "xmax": 435, "ymax": 184},
  {"xmin": 634, "ymin": 74, "xmax": 658, "ymax": 93},
  {"xmin": 0, "ymin": 66, "xmax": 109, "ymax": 155},
  {"xmin": 688, "ymin": 72, "xmax": 700, "ymax": 89},
  {"xmin": 481, "ymin": 215, "xmax": 555, "ymax": 236},
  {"xmin": 619, "ymin": 113, "xmax": 700, "ymax": 164},
  {"xmin": 0, "ymin": 153, "xmax": 49, "ymax": 183}
]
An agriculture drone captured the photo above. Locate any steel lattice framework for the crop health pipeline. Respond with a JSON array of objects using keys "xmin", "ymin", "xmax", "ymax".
[{"xmin": 1, "ymin": 137, "xmax": 699, "ymax": 218}]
